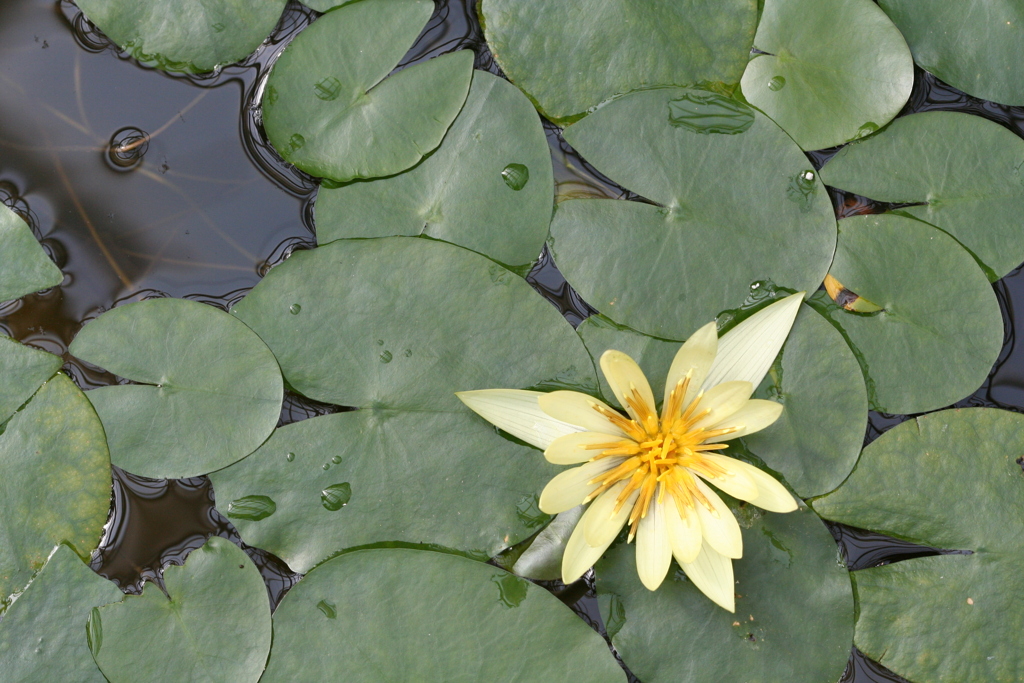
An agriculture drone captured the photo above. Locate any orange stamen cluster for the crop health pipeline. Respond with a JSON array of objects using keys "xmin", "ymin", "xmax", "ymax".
[{"xmin": 582, "ymin": 373, "xmax": 738, "ymax": 541}]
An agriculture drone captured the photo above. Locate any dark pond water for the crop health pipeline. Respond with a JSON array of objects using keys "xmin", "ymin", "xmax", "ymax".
[{"xmin": 1, "ymin": 1, "xmax": 1022, "ymax": 681}]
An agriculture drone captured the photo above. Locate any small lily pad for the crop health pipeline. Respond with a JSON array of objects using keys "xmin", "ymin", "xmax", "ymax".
[
  {"xmin": 69, "ymin": 298, "xmax": 283, "ymax": 479},
  {"xmin": 90, "ymin": 537, "xmax": 271, "ymax": 683},
  {"xmin": 740, "ymin": 0, "xmax": 913, "ymax": 150},
  {"xmin": 812, "ymin": 408, "xmax": 1024, "ymax": 683},
  {"xmin": 262, "ymin": 0, "xmax": 473, "ymax": 182},
  {"xmin": 315, "ymin": 71, "xmax": 553, "ymax": 267},
  {"xmin": 809, "ymin": 214, "xmax": 1002, "ymax": 414},
  {"xmin": 75, "ymin": 0, "xmax": 287, "ymax": 74},
  {"xmin": 0, "ymin": 336, "xmax": 62, "ymax": 425},
  {"xmin": 820, "ymin": 111, "xmax": 1024, "ymax": 280},
  {"xmin": 0, "ymin": 203, "xmax": 62, "ymax": 303},
  {"xmin": 261, "ymin": 548, "xmax": 625, "ymax": 681}
]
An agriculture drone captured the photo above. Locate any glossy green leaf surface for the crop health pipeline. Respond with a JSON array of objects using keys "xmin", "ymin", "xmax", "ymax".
[
  {"xmin": 75, "ymin": 0, "xmax": 287, "ymax": 74},
  {"xmin": 740, "ymin": 0, "xmax": 912, "ymax": 150},
  {"xmin": 820, "ymin": 111, "xmax": 1024, "ymax": 280},
  {"xmin": 220, "ymin": 237, "xmax": 596, "ymax": 570},
  {"xmin": 812, "ymin": 408, "xmax": 1024, "ymax": 683},
  {"xmin": 0, "ymin": 374, "xmax": 110, "ymax": 602},
  {"xmin": 810, "ymin": 215, "xmax": 1002, "ymax": 414},
  {"xmin": 480, "ymin": 0, "xmax": 757, "ymax": 124},
  {"xmin": 0, "ymin": 203, "xmax": 62, "ymax": 303},
  {"xmin": 0, "ymin": 544, "xmax": 122, "ymax": 682},
  {"xmin": 315, "ymin": 71, "xmax": 552, "ymax": 267},
  {"xmin": 91, "ymin": 537, "xmax": 271, "ymax": 683},
  {"xmin": 262, "ymin": 0, "xmax": 473, "ymax": 182},
  {"xmin": 262, "ymin": 548, "xmax": 625, "ymax": 681},
  {"xmin": 878, "ymin": 0, "xmax": 1024, "ymax": 105},
  {"xmin": 596, "ymin": 507, "xmax": 853, "ymax": 683},
  {"xmin": 0, "ymin": 336, "xmax": 61, "ymax": 425},
  {"xmin": 69, "ymin": 298, "xmax": 282, "ymax": 479},
  {"xmin": 549, "ymin": 87, "xmax": 836, "ymax": 339}
]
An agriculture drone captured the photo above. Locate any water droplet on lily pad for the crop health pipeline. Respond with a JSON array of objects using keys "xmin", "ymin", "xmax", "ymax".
[
  {"xmin": 286, "ymin": 452, "xmax": 295, "ymax": 462},
  {"xmin": 226, "ymin": 495, "xmax": 277, "ymax": 521},
  {"xmin": 331, "ymin": 455, "xmax": 342, "ymax": 464},
  {"xmin": 786, "ymin": 169, "xmax": 817, "ymax": 212},
  {"xmin": 379, "ymin": 350, "xmax": 393, "ymax": 363},
  {"xmin": 667, "ymin": 91, "xmax": 754, "ymax": 135},
  {"xmin": 314, "ymin": 76, "xmax": 342, "ymax": 102},
  {"xmin": 87, "ymin": 607, "xmax": 102, "ymax": 658},
  {"xmin": 768, "ymin": 76, "xmax": 786, "ymax": 91},
  {"xmin": 288, "ymin": 133, "xmax": 305, "ymax": 152},
  {"xmin": 317, "ymin": 599, "xmax": 337, "ymax": 619},
  {"xmin": 515, "ymin": 494, "xmax": 547, "ymax": 528},
  {"xmin": 289, "ymin": 303, "xmax": 301, "ymax": 315},
  {"xmin": 321, "ymin": 483, "xmax": 352, "ymax": 511},
  {"xmin": 501, "ymin": 163, "xmax": 529, "ymax": 190},
  {"xmin": 404, "ymin": 349, "xmax": 412, "ymax": 357},
  {"xmin": 491, "ymin": 572, "xmax": 528, "ymax": 608},
  {"xmin": 322, "ymin": 463, "xmax": 330, "ymax": 471},
  {"xmin": 856, "ymin": 121, "xmax": 879, "ymax": 138}
]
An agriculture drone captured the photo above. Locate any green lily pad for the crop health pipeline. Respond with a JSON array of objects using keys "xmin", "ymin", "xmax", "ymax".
[
  {"xmin": 69, "ymin": 298, "xmax": 282, "ymax": 479},
  {"xmin": 0, "ymin": 203, "xmax": 62, "ymax": 303},
  {"xmin": 0, "ymin": 336, "xmax": 62, "ymax": 425},
  {"xmin": 808, "ymin": 214, "xmax": 1002, "ymax": 414},
  {"xmin": 549, "ymin": 87, "xmax": 836, "ymax": 339},
  {"xmin": 315, "ymin": 71, "xmax": 552, "ymax": 267},
  {"xmin": 75, "ymin": 0, "xmax": 287, "ymax": 74},
  {"xmin": 820, "ymin": 111, "xmax": 1024, "ymax": 280},
  {"xmin": 480, "ymin": 0, "xmax": 757, "ymax": 124},
  {"xmin": 302, "ymin": 0, "xmax": 355, "ymax": 10},
  {"xmin": 262, "ymin": 0, "xmax": 473, "ymax": 182},
  {"xmin": 0, "ymin": 544, "xmax": 123, "ymax": 682},
  {"xmin": 0, "ymin": 374, "xmax": 110, "ymax": 603},
  {"xmin": 878, "ymin": 0, "xmax": 1024, "ymax": 105},
  {"xmin": 262, "ymin": 548, "xmax": 625, "ymax": 681},
  {"xmin": 811, "ymin": 408, "xmax": 1024, "ymax": 683},
  {"xmin": 90, "ymin": 537, "xmax": 271, "ymax": 683},
  {"xmin": 596, "ymin": 506, "xmax": 853, "ymax": 683},
  {"xmin": 740, "ymin": 0, "xmax": 912, "ymax": 150}
]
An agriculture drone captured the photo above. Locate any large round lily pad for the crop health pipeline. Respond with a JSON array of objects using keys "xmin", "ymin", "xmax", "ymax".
[
  {"xmin": 809, "ymin": 214, "xmax": 1002, "ymax": 414},
  {"xmin": 0, "ymin": 374, "xmax": 110, "ymax": 603},
  {"xmin": 820, "ymin": 111, "xmax": 1024, "ymax": 280},
  {"xmin": 220, "ymin": 237, "xmax": 596, "ymax": 570},
  {"xmin": 480, "ymin": 0, "xmax": 757, "ymax": 124},
  {"xmin": 0, "ymin": 203, "xmax": 62, "ymax": 303},
  {"xmin": 740, "ymin": 0, "xmax": 912, "ymax": 150},
  {"xmin": 0, "ymin": 544, "xmax": 123, "ymax": 682},
  {"xmin": 0, "ymin": 336, "xmax": 61, "ymax": 425},
  {"xmin": 262, "ymin": 0, "xmax": 473, "ymax": 182},
  {"xmin": 90, "ymin": 537, "xmax": 271, "ymax": 683},
  {"xmin": 549, "ymin": 87, "xmax": 836, "ymax": 339},
  {"xmin": 596, "ymin": 506, "xmax": 853, "ymax": 683},
  {"xmin": 878, "ymin": 0, "xmax": 1024, "ymax": 105},
  {"xmin": 812, "ymin": 408, "xmax": 1024, "ymax": 683},
  {"xmin": 69, "ymin": 298, "xmax": 282, "ymax": 479},
  {"xmin": 315, "ymin": 71, "xmax": 552, "ymax": 267},
  {"xmin": 262, "ymin": 548, "xmax": 625, "ymax": 681},
  {"xmin": 75, "ymin": 0, "xmax": 287, "ymax": 74}
]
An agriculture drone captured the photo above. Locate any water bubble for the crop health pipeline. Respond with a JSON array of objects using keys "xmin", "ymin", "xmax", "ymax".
[
  {"xmin": 106, "ymin": 127, "xmax": 149, "ymax": 171},
  {"xmin": 322, "ymin": 463, "xmax": 330, "ymax": 471},
  {"xmin": 317, "ymin": 599, "xmax": 337, "ymax": 619},
  {"xmin": 786, "ymin": 169, "xmax": 817, "ymax": 212},
  {"xmin": 289, "ymin": 303, "xmax": 302, "ymax": 315},
  {"xmin": 314, "ymin": 76, "xmax": 342, "ymax": 101},
  {"xmin": 379, "ymin": 350, "xmax": 393, "ymax": 363},
  {"xmin": 768, "ymin": 76, "xmax": 786, "ymax": 91},
  {"xmin": 331, "ymin": 455, "xmax": 342, "ymax": 464},
  {"xmin": 226, "ymin": 495, "xmax": 277, "ymax": 521},
  {"xmin": 285, "ymin": 452, "xmax": 295, "ymax": 462},
  {"xmin": 501, "ymin": 163, "xmax": 530, "ymax": 191},
  {"xmin": 321, "ymin": 482, "xmax": 352, "ymax": 511}
]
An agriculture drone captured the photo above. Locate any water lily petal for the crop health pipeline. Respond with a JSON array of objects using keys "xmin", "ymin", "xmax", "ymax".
[
  {"xmin": 664, "ymin": 321, "xmax": 718, "ymax": 409},
  {"xmin": 692, "ymin": 453, "xmax": 759, "ymax": 503},
  {"xmin": 703, "ymin": 292, "xmax": 804, "ymax": 390},
  {"xmin": 538, "ymin": 391, "xmax": 631, "ymax": 437},
  {"xmin": 561, "ymin": 514, "xmax": 614, "ymax": 584},
  {"xmin": 456, "ymin": 389, "xmax": 583, "ymax": 449},
  {"xmin": 689, "ymin": 381, "xmax": 754, "ymax": 431},
  {"xmin": 544, "ymin": 431, "xmax": 632, "ymax": 465},
  {"xmin": 693, "ymin": 478, "xmax": 743, "ymax": 559},
  {"xmin": 539, "ymin": 457, "xmax": 624, "ymax": 514},
  {"xmin": 666, "ymin": 498, "xmax": 702, "ymax": 564},
  {"xmin": 736, "ymin": 462, "xmax": 799, "ymax": 513},
  {"xmin": 600, "ymin": 350, "xmax": 658, "ymax": 426},
  {"xmin": 636, "ymin": 495, "xmax": 673, "ymax": 591},
  {"xmin": 678, "ymin": 541, "xmax": 736, "ymax": 612},
  {"xmin": 582, "ymin": 481, "xmax": 636, "ymax": 547},
  {"xmin": 703, "ymin": 399, "xmax": 784, "ymax": 443}
]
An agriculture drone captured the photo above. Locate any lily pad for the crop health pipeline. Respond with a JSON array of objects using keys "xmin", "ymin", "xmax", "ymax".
[
  {"xmin": 0, "ymin": 203, "xmax": 62, "ymax": 303},
  {"xmin": 217, "ymin": 237, "xmax": 596, "ymax": 570},
  {"xmin": 740, "ymin": 0, "xmax": 913, "ymax": 150},
  {"xmin": 596, "ymin": 506, "xmax": 853, "ymax": 683},
  {"xmin": 0, "ymin": 544, "xmax": 123, "ymax": 682},
  {"xmin": 69, "ymin": 298, "xmax": 282, "ymax": 479},
  {"xmin": 262, "ymin": 548, "xmax": 625, "ymax": 681},
  {"xmin": 811, "ymin": 408, "xmax": 1024, "ymax": 683},
  {"xmin": 820, "ymin": 111, "xmax": 1024, "ymax": 280},
  {"xmin": 878, "ymin": 0, "xmax": 1024, "ymax": 105},
  {"xmin": 809, "ymin": 214, "xmax": 1002, "ymax": 414},
  {"xmin": 549, "ymin": 87, "xmax": 836, "ymax": 339},
  {"xmin": 315, "ymin": 71, "xmax": 552, "ymax": 267},
  {"xmin": 75, "ymin": 0, "xmax": 287, "ymax": 74},
  {"xmin": 480, "ymin": 0, "xmax": 757, "ymax": 124},
  {"xmin": 262, "ymin": 0, "xmax": 473, "ymax": 182},
  {"xmin": 90, "ymin": 537, "xmax": 271, "ymax": 683},
  {"xmin": 0, "ymin": 373, "xmax": 110, "ymax": 602},
  {"xmin": 0, "ymin": 336, "xmax": 62, "ymax": 425}
]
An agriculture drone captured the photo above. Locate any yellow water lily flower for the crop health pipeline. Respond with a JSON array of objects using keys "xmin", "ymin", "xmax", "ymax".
[{"xmin": 457, "ymin": 293, "xmax": 805, "ymax": 612}]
